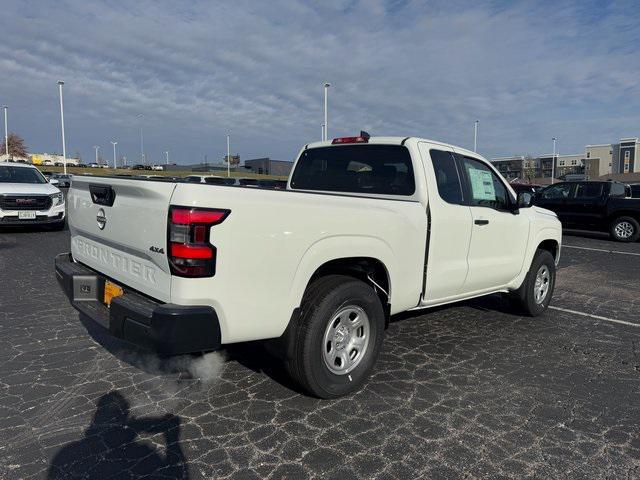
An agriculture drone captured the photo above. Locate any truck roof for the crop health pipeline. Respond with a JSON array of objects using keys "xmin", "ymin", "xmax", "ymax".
[
  {"xmin": 305, "ymin": 136, "xmax": 480, "ymax": 158},
  {"xmin": 1, "ymin": 161, "xmax": 37, "ymax": 169}
]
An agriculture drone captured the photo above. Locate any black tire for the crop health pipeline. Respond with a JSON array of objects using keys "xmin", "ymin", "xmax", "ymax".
[
  {"xmin": 284, "ymin": 275, "xmax": 385, "ymax": 399},
  {"xmin": 509, "ymin": 249, "xmax": 556, "ymax": 317},
  {"xmin": 609, "ymin": 216, "xmax": 640, "ymax": 242}
]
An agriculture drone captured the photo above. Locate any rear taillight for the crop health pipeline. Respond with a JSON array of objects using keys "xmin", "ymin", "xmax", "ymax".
[{"xmin": 168, "ymin": 206, "xmax": 230, "ymax": 278}]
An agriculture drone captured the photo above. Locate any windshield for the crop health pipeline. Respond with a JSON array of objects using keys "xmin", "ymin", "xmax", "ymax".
[
  {"xmin": 0, "ymin": 166, "xmax": 47, "ymax": 184},
  {"xmin": 290, "ymin": 145, "xmax": 415, "ymax": 195}
]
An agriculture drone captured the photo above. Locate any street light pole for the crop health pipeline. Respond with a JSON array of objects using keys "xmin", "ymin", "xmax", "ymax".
[
  {"xmin": 164, "ymin": 150, "xmax": 169, "ymax": 165},
  {"xmin": 323, "ymin": 82, "xmax": 330, "ymax": 141},
  {"xmin": 552, "ymin": 137, "xmax": 557, "ymax": 184},
  {"xmin": 2, "ymin": 105, "xmax": 7, "ymax": 160},
  {"xmin": 111, "ymin": 141, "xmax": 118, "ymax": 169},
  {"xmin": 321, "ymin": 123, "xmax": 325, "ymax": 142},
  {"xmin": 137, "ymin": 113, "xmax": 144, "ymax": 164},
  {"xmin": 57, "ymin": 81, "xmax": 67, "ymax": 174},
  {"xmin": 226, "ymin": 134, "xmax": 231, "ymax": 178},
  {"xmin": 473, "ymin": 120, "xmax": 479, "ymax": 152},
  {"xmin": 94, "ymin": 145, "xmax": 100, "ymax": 164}
]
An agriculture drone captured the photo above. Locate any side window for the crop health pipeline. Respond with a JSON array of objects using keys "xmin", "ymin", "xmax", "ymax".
[
  {"xmin": 429, "ymin": 149, "xmax": 464, "ymax": 205},
  {"xmin": 609, "ymin": 183, "xmax": 625, "ymax": 198},
  {"xmin": 461, "ymin": 156, "xmax": 511, "ymax": 210},
  {"xmin": 541, "ymin": 184, "xmax": 572, "ymax": 199},
  {"xmin": 574, "ymin": 183, "xmax": 604, "ymax": 198}
]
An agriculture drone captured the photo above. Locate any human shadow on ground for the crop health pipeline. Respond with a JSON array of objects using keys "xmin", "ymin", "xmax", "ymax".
[
  {"xmin": 47, "ymin": 390, "xmax": 189, "ymax": 479},
  {"xmin": 79, "ymin": 312, "xmax": 304, "ymax": 395}
]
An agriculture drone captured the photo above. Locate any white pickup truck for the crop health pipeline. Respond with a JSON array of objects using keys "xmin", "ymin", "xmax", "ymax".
[{"xmin": 56, "ymin": 134, "xmax": 562, "ymax": 398}]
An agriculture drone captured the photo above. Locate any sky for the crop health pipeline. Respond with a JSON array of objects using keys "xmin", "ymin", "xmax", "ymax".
[{"xmin": 1, "ymin": 0, "xmax": 639, "ymax": 165}]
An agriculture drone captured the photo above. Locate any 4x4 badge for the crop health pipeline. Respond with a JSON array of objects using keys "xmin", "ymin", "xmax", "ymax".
[{"xmin": 149, "ymin": 246, "xmax": 165, "ymax": 254}]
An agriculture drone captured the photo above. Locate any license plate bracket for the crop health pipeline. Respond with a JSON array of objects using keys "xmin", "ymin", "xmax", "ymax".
[
  {"xmin": 104, "ymin": 280, "xmax": 124, "ymax": 307},
  {"xmin": 18, "ymin": 211, "xmax": 36, "ymax": 220}
]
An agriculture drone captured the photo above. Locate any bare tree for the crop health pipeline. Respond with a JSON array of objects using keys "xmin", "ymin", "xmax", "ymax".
[{"xmin": 1, "ymin": 132, "xmax": 28, "ymax": 158}]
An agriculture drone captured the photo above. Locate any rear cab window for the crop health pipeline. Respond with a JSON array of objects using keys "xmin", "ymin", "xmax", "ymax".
[{"xmin": 290, "ymin": 145, "xmax": 415, "ymax": 196}]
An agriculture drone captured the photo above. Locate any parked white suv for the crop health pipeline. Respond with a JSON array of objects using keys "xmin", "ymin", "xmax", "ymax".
[
  {"xmin": 0, "ymin": 162, "xmax": 65, "ymax": 229},
  {"xmin": 56, "ymin": 134, "xmax": 561, "ymax": 397}
]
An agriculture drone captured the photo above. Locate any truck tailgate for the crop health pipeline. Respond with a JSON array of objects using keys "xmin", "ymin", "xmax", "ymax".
[{"xmin": 67, "ymin": 176, "xmax": 176, "ymax": 302}]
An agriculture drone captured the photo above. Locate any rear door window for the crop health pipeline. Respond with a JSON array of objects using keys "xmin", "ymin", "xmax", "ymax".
[
  {"xmin": 429, "ymin": 149, "xmax": 464, "ymax": 204},
  {"xmin": 574, "ymin": 183, "xmax": 604, "ymax": 198},
  {"xmin": 290, "ymin": 145, "xmax": 415, "ymax": 196}
]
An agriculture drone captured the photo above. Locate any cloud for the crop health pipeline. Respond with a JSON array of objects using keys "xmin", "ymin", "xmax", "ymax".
[{"xmin": 0, "ymin": 0, "xmax": 639, "ymax": 163}]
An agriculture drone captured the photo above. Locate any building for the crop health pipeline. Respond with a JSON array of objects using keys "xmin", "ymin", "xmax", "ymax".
[
  {"xmin": 619, "ymin": 137, "xmax": 640, "ymax": 174},
  {"xmin": 584, "ymin": 157, "xmax": 602, "ymax": 178},
  {"xmin": 535, "ymin": 155, "xmax": 555, "ymax": 179},
  {"xmin": 555, "ymin": 154, "xmax": 584, "ymax": 178},
  {"xmin": 243, "ymin": 158, "xmax": 293, "ymax": 176},
  {"xmin": 585, "ymin": 144, "xmax": 615, "ymax": 176},
  {"xmin": 583, "ymin": 138, "xmax": 640, "ymax": 176},
  {"xmin": 492, "ymin": 136, "xmax": 640, "ymax": 182},
  {"xmin": 491, "ymin": 156, "xmax": 526, "ymax": 180}
]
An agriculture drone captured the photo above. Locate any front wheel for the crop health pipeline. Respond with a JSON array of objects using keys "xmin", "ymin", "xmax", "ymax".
[
  {"xmin": 509, "ymin": 249, "xmax": 556, "ymax": 316},
  {"xmin": 285, "ymin": 275, "xmax": 385, "ymax": 399},
  {"xmin": 609, "ymin": 216, "xmax": 640, "ymax": 242}
]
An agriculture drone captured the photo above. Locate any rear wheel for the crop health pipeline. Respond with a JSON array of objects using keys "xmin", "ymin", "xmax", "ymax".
[
  {"xmin": 609, "ymin": 216, "xmax": 640, "ymax": 242},
  {"xmin": 509, "ymin": 249, "xmax": 556, "ymax": 316},
  {"xmin": 285, "ymin": 275, "xmax": 385, "ymax": 398}
]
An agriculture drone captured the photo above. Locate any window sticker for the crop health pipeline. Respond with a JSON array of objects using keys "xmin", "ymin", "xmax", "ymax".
[{"xmin": 468, "ymin": 168, "xmax": 495, "ymax": 200}]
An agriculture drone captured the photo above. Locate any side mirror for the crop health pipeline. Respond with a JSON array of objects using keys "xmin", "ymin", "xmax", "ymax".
[
  {"xmin": 517, "ymin": 192, "xmax": 533, "ymax": 208},
  {"xmin": 49, "ymin": 178, "xmax": 59, "ymax": 186}
]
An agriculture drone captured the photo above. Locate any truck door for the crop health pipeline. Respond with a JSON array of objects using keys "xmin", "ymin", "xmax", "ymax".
[
  {"xmin": 535, "ymin": 183, "xmax": 573, "ymax": 224},
  {"xmin": 564, "ymin": 182, "xmax": 605, "ymax": 228},
  {"xmin": 456, "ymin": 154, "xmax": 530, "ymax": 292},
  {"xmin": 417, "ymin": 144, "xmax": 473, "ymax": 301}
]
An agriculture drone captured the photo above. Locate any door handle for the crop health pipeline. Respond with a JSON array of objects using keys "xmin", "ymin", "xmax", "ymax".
[
  {"xmin": 89, "ymin": 184, "xmax": 116, "ymax": 207},
  {"xmin": 474, "ymin": 219, "xmax": 489, "ymax": 225}
]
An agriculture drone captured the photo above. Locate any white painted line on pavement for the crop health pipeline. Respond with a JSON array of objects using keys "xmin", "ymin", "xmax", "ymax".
[
  {"xmin": 549, "ymin": 306, "xmax": 640, "ymax": 328},
  {"xmin": 562, "ymin": 245, "xmax": 640, "ymax": 257}
]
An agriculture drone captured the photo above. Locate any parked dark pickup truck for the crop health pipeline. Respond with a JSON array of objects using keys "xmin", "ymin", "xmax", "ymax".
[{"xmin": 534, "ymin": 181, "xmax": 640, "ymax": 242}]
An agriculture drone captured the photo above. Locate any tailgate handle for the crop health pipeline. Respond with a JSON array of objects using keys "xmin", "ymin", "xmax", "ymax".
[{"xmin": 89, "ymin": 184, "xmax": 116, "ymax": 207}]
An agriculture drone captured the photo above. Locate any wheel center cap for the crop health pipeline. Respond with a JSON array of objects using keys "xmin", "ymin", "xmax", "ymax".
[{"xmin": 334, "ymin": 325, "xmax": 350, "ymax": 349}]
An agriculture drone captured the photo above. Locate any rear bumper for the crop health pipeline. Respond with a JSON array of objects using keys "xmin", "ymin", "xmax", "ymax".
[{"xmin": 54, "ymin": 253, "xmax": 221, "ymax": 355}]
